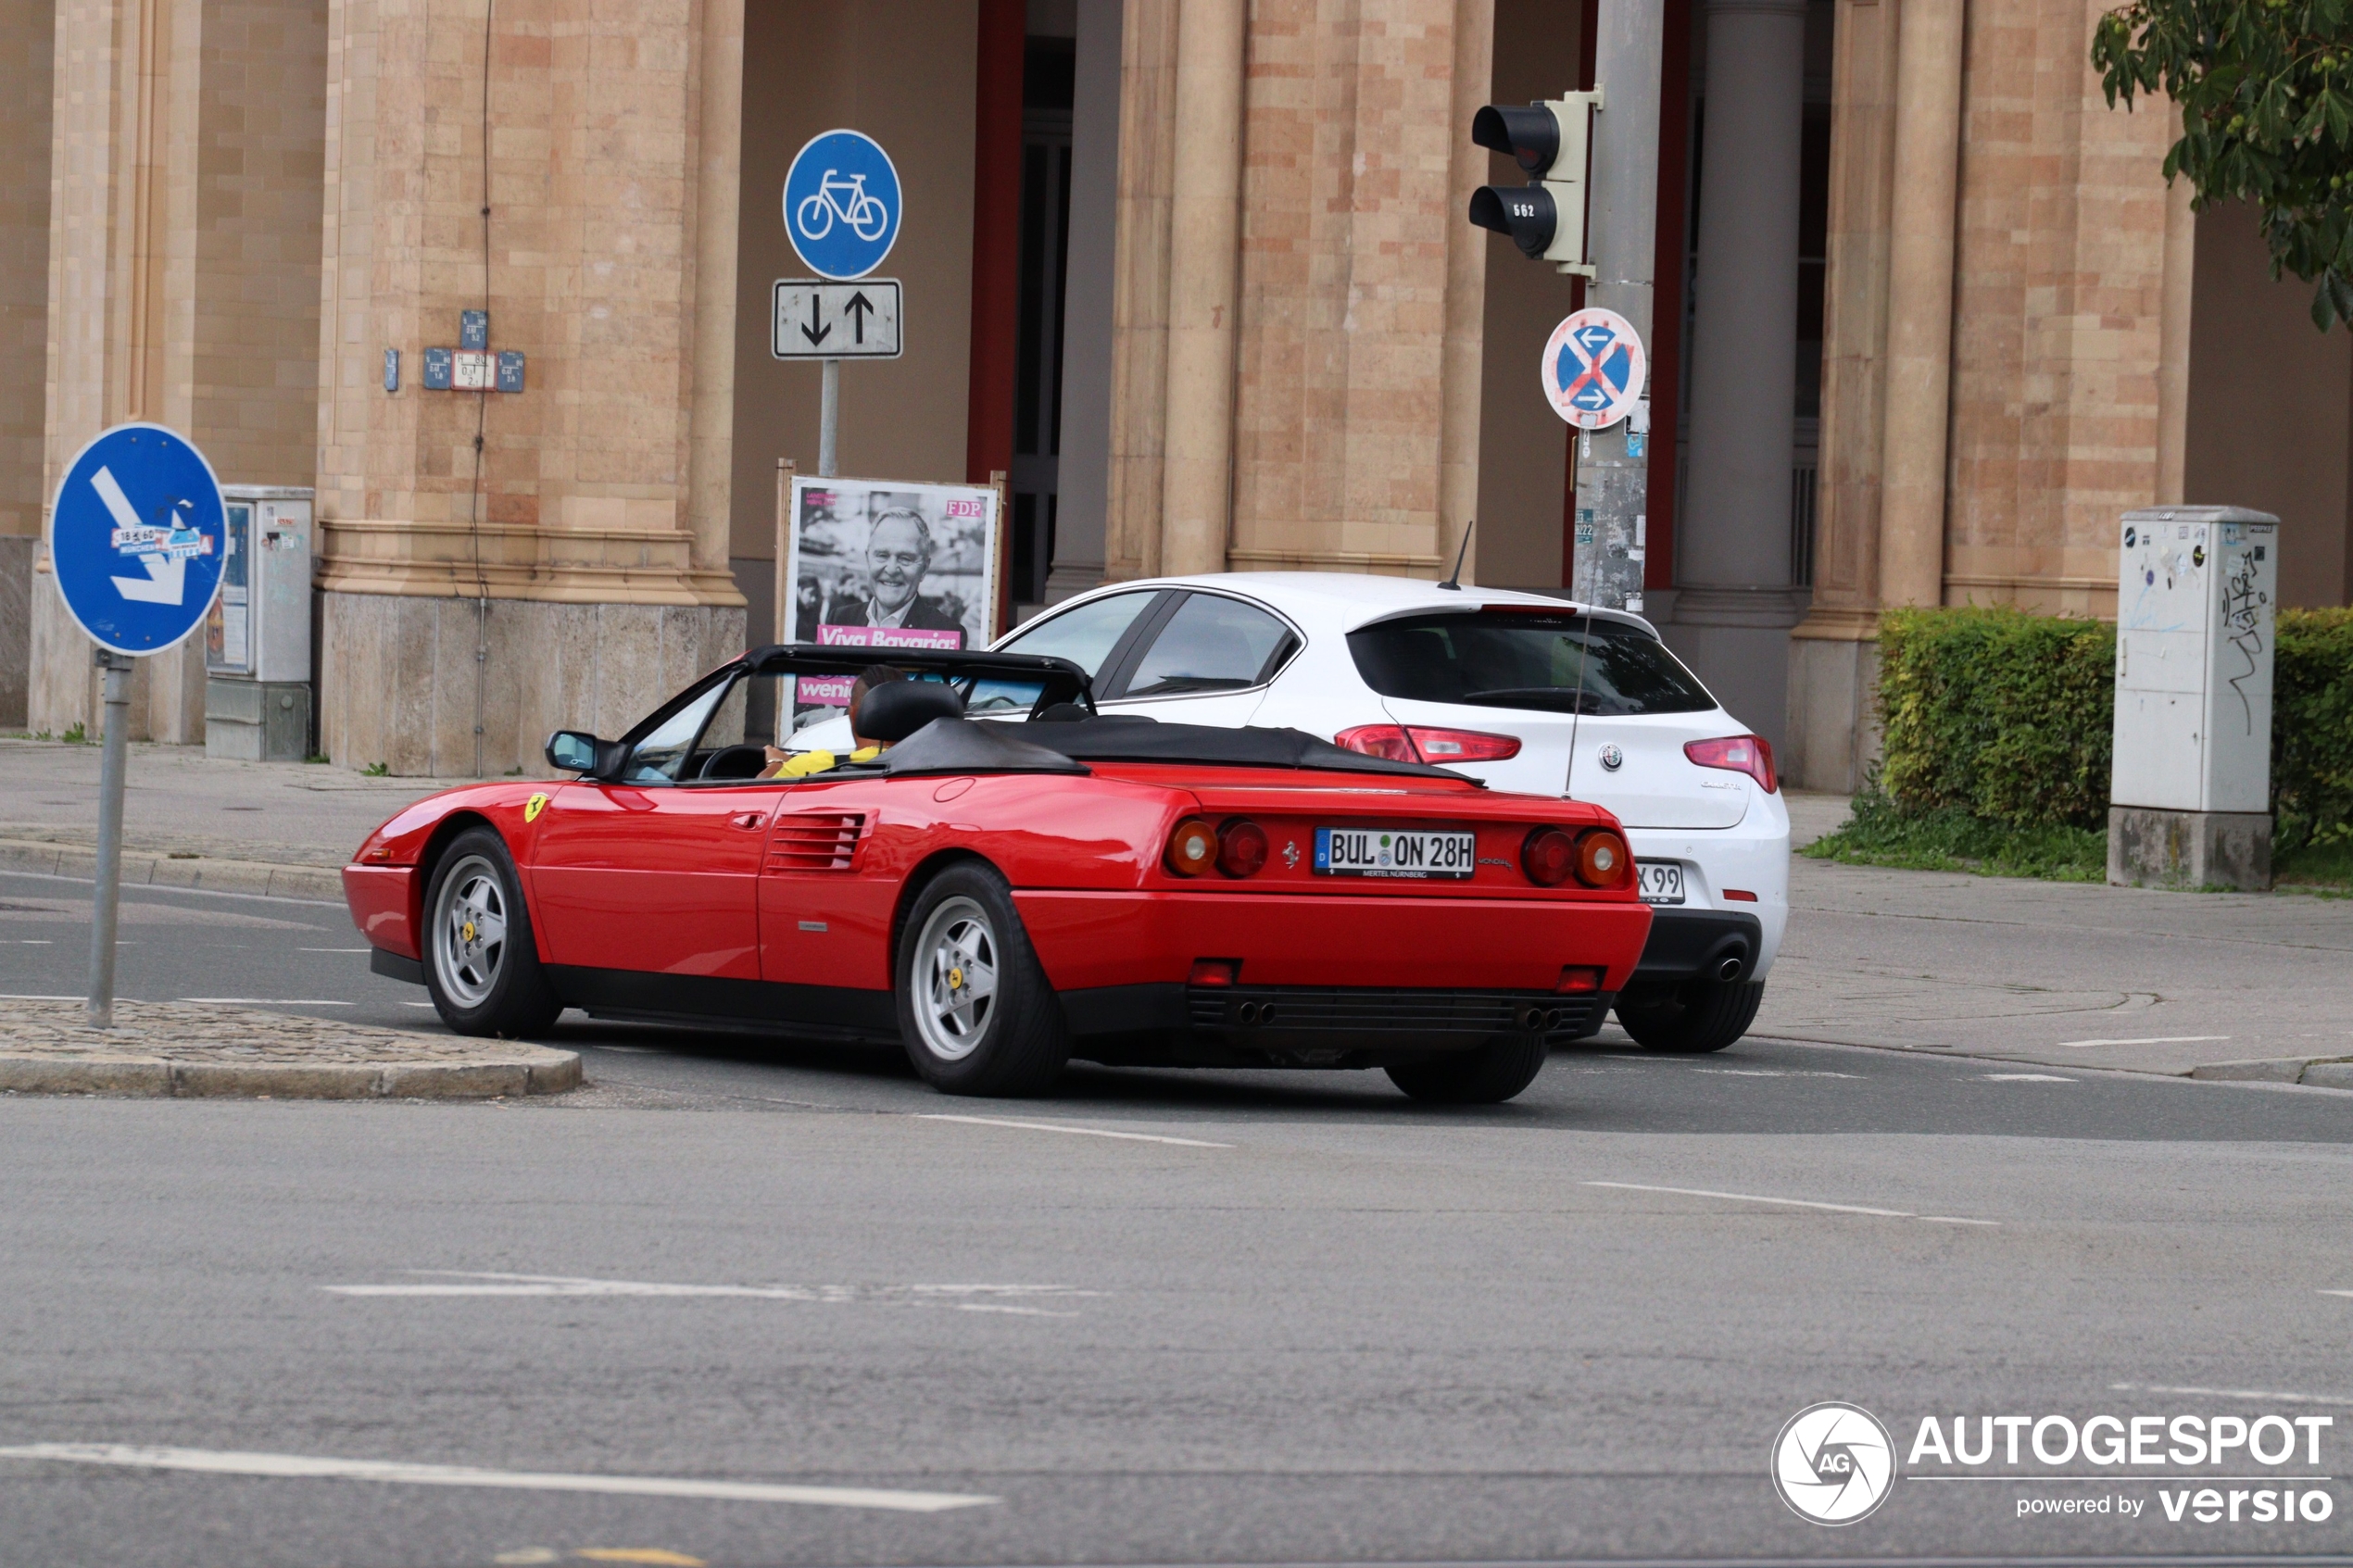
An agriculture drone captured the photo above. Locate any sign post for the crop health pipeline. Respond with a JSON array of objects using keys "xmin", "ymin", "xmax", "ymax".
[
  {"xmin": 1543, "ymin": 306, "xmax": 1650, "ymax": 612},
  {"xmin": 781, "ymin": 129, "xmax": 904, "ymax": 479},
  {"xmin": 45, "ymin": 422, "xmax": 229, "ymax": 1026}
]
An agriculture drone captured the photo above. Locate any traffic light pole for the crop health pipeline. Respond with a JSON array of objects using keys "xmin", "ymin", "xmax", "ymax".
[{"xmin": 1569, "ymin": 1, "xmax": 1664, "ymax": 616}]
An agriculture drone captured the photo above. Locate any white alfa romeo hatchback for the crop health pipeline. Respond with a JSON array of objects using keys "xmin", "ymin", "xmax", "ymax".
[{"xmin": 989, "ymin": 572, "xmax": 1790, "ymax": 1053}]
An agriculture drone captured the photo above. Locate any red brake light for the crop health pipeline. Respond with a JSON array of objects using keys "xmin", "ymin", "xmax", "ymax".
[
  {"xmin": 1189, "ymin": 959, "xmax": 1239, "ymax": 986},
  {"xmin": 1167, "ymin": 818, "xmax": 1218, "ymax": 876},
  {"xmin": 1575, "ymin": 827, "xmax": 1631, "ymax": 889},
  {"xmin": 1556, "ymin": 965, "xmax": 1604, "ymax": 994},
  {"xmin": 1684, "ymin": 734, "xmax": 1777, "ymax": 793},
  {"xmin": 1521, "ymin": 826, "xmax": 1576, "ymax": 886},
  {"xmin": 1334, "ymin": 723, "xmax": 1522, "ymax": 763},
  {"xmin": 1217, "ymin": 819, "xmax": 1269, "ymax": 877},
  {"xmin": 1333, "ymin": 724, "xmax": 1418, "ymax": 761}
]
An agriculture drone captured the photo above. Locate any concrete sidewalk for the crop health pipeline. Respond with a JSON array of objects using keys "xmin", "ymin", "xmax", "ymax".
[
  {"xmin": 0, "ymin": 738, "xmax": 470, "ymax": 899},
  {"xmin": 1765, "ymin": 790, "xmax": 2353, "ymax": 1085}
]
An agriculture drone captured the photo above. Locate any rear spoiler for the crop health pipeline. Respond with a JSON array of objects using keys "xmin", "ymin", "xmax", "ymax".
[{"xmin": 744, "ymin": 643, "xmax": 1097, "ymax": 718}]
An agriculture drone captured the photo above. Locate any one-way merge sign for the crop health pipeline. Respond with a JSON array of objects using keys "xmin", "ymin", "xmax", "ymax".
[{"xmin": 772, "ymin": 278, "xmax": 901, "ymax": 360}]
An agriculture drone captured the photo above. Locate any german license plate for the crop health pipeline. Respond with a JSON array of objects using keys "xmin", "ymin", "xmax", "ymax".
[
  {"xmin": 1637, "ymin": 859, "xmax": 1686, "ymax": 905},
  {"xmin": 1314, "ymin": 826, "xmax": 1476, "ymax": 879}
]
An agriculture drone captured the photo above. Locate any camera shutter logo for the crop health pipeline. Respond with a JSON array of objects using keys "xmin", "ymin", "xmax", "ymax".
[{"xmin": 1771, "ymin": 1401, "xmax": 1895, "ymax": 1525}]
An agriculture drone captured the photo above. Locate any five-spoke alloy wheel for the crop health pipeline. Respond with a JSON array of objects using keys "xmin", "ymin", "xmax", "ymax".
[
  {"xmin": 422, "ymin": 826, "xmax": 562, "ymax": 1038},
  {"xmin": 895, "ymin": 863, "xmax": 1068, "ymax": 1096}
]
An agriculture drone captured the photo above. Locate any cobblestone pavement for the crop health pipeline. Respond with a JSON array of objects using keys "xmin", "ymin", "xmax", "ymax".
[{"xmin": 0, "ymin": 999, "xmax": 579, "ymax": 1098}]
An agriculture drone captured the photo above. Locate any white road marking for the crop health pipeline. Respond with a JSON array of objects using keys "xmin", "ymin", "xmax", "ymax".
[
  {"xmin": 0, "ymin": 994, "xmax": 84, "ymax": 1001},
  {"xmin": 2112, "ymin": 1381, "xmax": 2353, "ymax": 1406},
  {"xmin": 321, "ymin": 1271, "xmax": 1099, "ymax": 1314},
  {"xmin": 401, "ymin": 1000, "xmax": 436, "ymax": 1008},
  {"xmin": 297, "ymin": 947, "xmax": 371, "ymax": 954},
  {"xmin": 1584, "ymin": 1180, "xmax": 1998, "ymax": 1226},
  {"xmin": 1982, "ymin": 1073, "xmax": 2075, "ymax": 1082},
  {"xmin": 0, "ymin": 1442, "xmax": 994, "ymax": 1512},
  {"xmin": 915, "ymin": 1113, "xmax": 1231, "ymax": 1148},
  {"xmin": 2057, "ymin": 1035, "xmax": 2231, "ymax": 1048},
  {"xmin": 178, "ymin": 997, "xmax": 353, "ymax": 1007},
  {"xmin": 1691, "ymin": 1068, "xmax": 1861, "ymax": 1079}
]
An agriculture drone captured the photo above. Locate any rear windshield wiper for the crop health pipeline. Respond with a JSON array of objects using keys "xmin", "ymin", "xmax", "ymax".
[{"xmin": 1458, "ymin": 686, "xmax": 1604, "ymax": 712}]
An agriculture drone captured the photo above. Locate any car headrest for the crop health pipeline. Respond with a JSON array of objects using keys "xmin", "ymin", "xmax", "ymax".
[{"xmin": 858, "ymin": 679, "xmax": 965, "ymax": 744}]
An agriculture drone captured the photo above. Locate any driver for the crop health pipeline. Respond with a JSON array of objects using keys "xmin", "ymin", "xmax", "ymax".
[{"xmin": 761, "ymin": 665, "xmax": 905, "ymax": 779}]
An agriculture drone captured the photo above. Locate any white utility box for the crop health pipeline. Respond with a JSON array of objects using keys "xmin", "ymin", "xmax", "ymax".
[
  {"xmin": 205, "ymin": 486, "xmax": 314, "ymax": 761},
  {"xmin": 2108, "ymin": 505, "xmax": 2276, "ymax": 888}
]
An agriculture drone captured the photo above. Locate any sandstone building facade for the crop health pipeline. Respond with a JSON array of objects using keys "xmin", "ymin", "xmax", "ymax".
[{"xmin": 2, "ymin": 0, "xmax": 2347, "ymax": 786}]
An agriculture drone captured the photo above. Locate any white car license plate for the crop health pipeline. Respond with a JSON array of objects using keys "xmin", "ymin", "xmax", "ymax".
[
  {"xmin": 1637, "ymin": 859, "xmax": 1686, "ymax": 905},
  {"xmin": 1314, "ymin": 827, "xmax": 1475, "ymax": 880}
]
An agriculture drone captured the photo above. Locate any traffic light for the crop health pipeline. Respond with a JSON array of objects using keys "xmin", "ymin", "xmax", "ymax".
[{"xmin": 1467, "ymin": 89, "xmax": 1602, "ymax": 276}]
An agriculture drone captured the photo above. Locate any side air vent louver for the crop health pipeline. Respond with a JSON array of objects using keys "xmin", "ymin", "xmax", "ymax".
[{"xmin": 767, "ymin": 812, "xmax": 866, "ymax": 872}]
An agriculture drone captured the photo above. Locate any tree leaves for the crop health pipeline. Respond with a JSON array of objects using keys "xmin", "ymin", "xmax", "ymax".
[{"xmin": 2093, "ymin": 0, "xmax": 2353, "ymax": 330}]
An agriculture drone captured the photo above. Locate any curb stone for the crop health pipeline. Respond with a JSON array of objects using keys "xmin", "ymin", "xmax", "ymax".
[
  {"xmin": 0, "ymin": 836, "xmax": 346, "ymax": 901},
  {"xmin": 0, "ymin": 1054, "xmax": 581, "ymax": 1099}
]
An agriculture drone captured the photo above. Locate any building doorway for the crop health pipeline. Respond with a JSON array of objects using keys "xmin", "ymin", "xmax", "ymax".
[{"xmin": 1011, "ymin": 36, "xmax": 1075, "ymax": 611}]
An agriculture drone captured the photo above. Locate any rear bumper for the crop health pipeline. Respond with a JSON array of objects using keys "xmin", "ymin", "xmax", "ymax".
[
  {"xmin": 1629, "ymin": 908, "xmax": 1765, "ymax": 985},
  {"xmin": 1061, "ymin": 982, "xmax": 1611, "ymax": 1066},
  {"xmin": 1014, "ymin": 888, "xmax": 1652, "ymax": 994}
]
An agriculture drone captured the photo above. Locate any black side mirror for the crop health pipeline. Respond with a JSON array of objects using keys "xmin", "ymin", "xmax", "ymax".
[{"xmin": 546, "ymin": 730, "xmax": 623, "ymax": 779}]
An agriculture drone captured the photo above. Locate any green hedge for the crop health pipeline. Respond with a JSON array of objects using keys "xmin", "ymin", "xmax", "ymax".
[
  {"xmin": 2274, "ymin": 607, "xmax": 2353, "ymax": 851},
  {"xmin": 1872, "ymin": 605, "xmax": 2353, "ymax": 846}
]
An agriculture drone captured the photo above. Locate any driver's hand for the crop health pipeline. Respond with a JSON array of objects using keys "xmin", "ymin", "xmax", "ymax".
[{"xmin": 760, "ymin": 744, "xmax": 790, "ymax": 779}]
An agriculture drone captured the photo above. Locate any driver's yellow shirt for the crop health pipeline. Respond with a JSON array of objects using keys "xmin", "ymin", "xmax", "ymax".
[{"xmin": 774, "ymin": 744, "xmax": 881, "ymax": 779}]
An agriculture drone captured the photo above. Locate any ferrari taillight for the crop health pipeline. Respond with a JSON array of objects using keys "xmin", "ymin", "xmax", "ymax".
[
  {"xmin": 1556, "ymin": 965, "xmax": 1604, "ymax": 993},
  {"xmin": 1575, "ymin": 827, "xmax": 1632, "ymax": 889},
  {"xmin": 1521, "ymin": 826, "xmax": 1576, "ymax": 886},
  {"xmin": 1216, "ymin": 819, "xmax": 1269, "ymax": 877},
  {"xmin": 1685, "ymin": 734, "xmax": 1778, "ymax": 793},
  {"xmin": 1335, "ymin": 724, "xmax": 1522, "ymax": 763},
  {"xmin": 1167, "ymin": 818, "xmax": 1219, "ymax": 876}
]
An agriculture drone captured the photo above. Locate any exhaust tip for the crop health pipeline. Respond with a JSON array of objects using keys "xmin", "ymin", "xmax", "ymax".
[{"xmin": 1715, "ymin": 955, "xmax": 1745, "ymax": 983}]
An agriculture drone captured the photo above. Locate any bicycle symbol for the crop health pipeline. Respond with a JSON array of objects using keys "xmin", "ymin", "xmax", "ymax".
[{"xmin": 796, "ymin": 169, "xmax": 890, "ymax": 245}]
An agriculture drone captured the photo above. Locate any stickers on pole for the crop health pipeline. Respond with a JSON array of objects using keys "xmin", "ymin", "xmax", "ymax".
[
  {"xmin": 47, "ymin": 422, "xmax": 228, "ymax": 656},
  {"xmin": 783, "ymin": 130, "xmax": 902, "ymax": 281},
  {"xmin": 1543, "ymin": 307, "xmax": 1647, "ymax": 430}
]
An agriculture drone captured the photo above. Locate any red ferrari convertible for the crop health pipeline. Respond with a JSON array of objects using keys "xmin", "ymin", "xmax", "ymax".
[{"xmin": 346, "ymin": 647, "xmax": 1652, "ymax": 1102}]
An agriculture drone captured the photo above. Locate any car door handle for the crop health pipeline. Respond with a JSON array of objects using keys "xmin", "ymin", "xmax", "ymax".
[{"xmin": 734, "ymin": 812, "xmax": 766, "ymax": 830}]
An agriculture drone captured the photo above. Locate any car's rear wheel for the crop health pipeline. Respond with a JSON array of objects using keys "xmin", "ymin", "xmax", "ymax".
[
  {"xmin": 1615, "ymin": 978, "xmax": 1765, "ymax": 1054},
  {"xmin": 1385, "ymin": 1033, "xmax": 1550, "ymax": 1104},
  {"xmin": 422, "ymin": 827, "xmax": 563, "ymax": 1039},
  {"xmin": 896, "ymin": 863, "xmax": 1069, "ymax": 1097}
]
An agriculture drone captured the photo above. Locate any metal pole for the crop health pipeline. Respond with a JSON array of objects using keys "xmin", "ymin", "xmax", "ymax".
[
  {"xmin": 1571, "ymin": 0, "xmax": 1663, "ymax": 615},
  {"xmin": 86, "ymin": 647, "xmax": 134, "ymax": 1028},
  {"xmin": 818, "ymin": 358, "xmax": 840, "ymax": 478}
]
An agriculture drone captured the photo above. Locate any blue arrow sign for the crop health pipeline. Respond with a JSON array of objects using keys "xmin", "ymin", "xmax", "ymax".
[
  {"xmin": 783, "ymin": 129, "xmax": 901, "ymax": 281},
  {"xmin": 47, "ymin": 422, "xmax": 228, "ymax": 657}
]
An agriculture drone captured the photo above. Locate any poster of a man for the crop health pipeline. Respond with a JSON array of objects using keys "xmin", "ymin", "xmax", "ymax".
[{"xmin": 781, "ymin": 473, "xmax": 1000, "ymax": 726}]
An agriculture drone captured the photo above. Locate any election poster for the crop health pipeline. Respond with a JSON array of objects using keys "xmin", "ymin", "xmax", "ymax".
[{"xmin": 780, "ymin": 474, "xmax": 1001, "ymax": 725}]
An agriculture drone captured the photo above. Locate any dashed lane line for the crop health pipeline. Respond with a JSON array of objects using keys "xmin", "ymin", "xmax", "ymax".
[
  {"xmin": 2113, "ymin": 1381, "xmax": 2353, "ymax": 1406},
  {"xmin": 1583, "ymin": 1180, "xmax": 1998, "ymax": 1226},
  {"xmin": 914, "ymin": 1113, "xmax": 1232, "ymax": 1148},
  {"xmin": 0, "ymin": 1442, "xmax": 996, "ymax": 1512}
]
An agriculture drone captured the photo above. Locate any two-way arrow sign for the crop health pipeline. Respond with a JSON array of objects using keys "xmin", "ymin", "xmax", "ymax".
[{"xmin": 773, "ymin": 279, "xmax": 901, "ymax": 361}]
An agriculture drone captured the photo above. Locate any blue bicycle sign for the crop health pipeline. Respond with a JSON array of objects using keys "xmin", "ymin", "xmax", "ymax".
[{"xmin": 783, "ymin": 130, "xmax": 901, "ymax": 280}]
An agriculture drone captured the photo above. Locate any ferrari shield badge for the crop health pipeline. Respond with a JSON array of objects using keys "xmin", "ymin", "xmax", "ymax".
[{"xmin": 523, "ymin": 792, "xmax": 550, "ymax": 823}]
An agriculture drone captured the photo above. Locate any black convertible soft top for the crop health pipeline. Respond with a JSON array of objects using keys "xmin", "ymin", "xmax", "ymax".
[{"xmin": 865, "ymin": 714, "xmax": 1470, "ymax": 783}]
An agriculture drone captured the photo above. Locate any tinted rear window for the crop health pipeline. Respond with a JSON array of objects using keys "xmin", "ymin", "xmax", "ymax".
[{"xmin": 1347, "ymin": 611, "xmax": 1716, "ymax": 717}]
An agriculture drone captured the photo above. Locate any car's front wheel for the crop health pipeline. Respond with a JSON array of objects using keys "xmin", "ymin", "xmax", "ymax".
[
  {"xmin": 1615, "ymin": 978, "xmax": 1764, "ymax": 1054},
  {"xmin": 422, "ymin": 826, "xmax": 563, "ymax": 1038},
  {"xmin": 895, "ymin": 863, "xmax": 1070, "ymax": 1097},
  {"xmin": 1385, "ymin": 1033, "xmax": 1550, "ymax": 1104}
]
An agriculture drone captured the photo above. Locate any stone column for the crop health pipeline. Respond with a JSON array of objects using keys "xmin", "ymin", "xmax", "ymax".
[
  {"xmin": 1876, "ymin": 0, "xmax": 1963, "ymax": 609},
  {"xmin": 1673, "ymin": 0, "xmax": 1808, "ymax": 747},
  {"xmin": 31, "ymin": 0, "xmax": 326, "ymax": 745},
  {"xmin": 1047, "ymin": 0, "xmax": 1124, "ymax": 601},
  {"xmin": 0, "ymin": 0, "xmax": 55, "ymax": 727},
  {"xmin": 1102, "ymin": 0, "xmax": 1178, "ymax": 582},
  {"xmin": 314, "ymin": 0, "xmax": 743, "ymax": 777},
  {"xmin": 1157, "ymin": 0, "xmax": 1246, "ymax": 577}
]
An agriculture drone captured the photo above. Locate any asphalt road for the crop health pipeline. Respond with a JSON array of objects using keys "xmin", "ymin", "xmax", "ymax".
[{"xmin": 5, "ymin": 869, "xmax": 2353, "ymax": 1567}]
